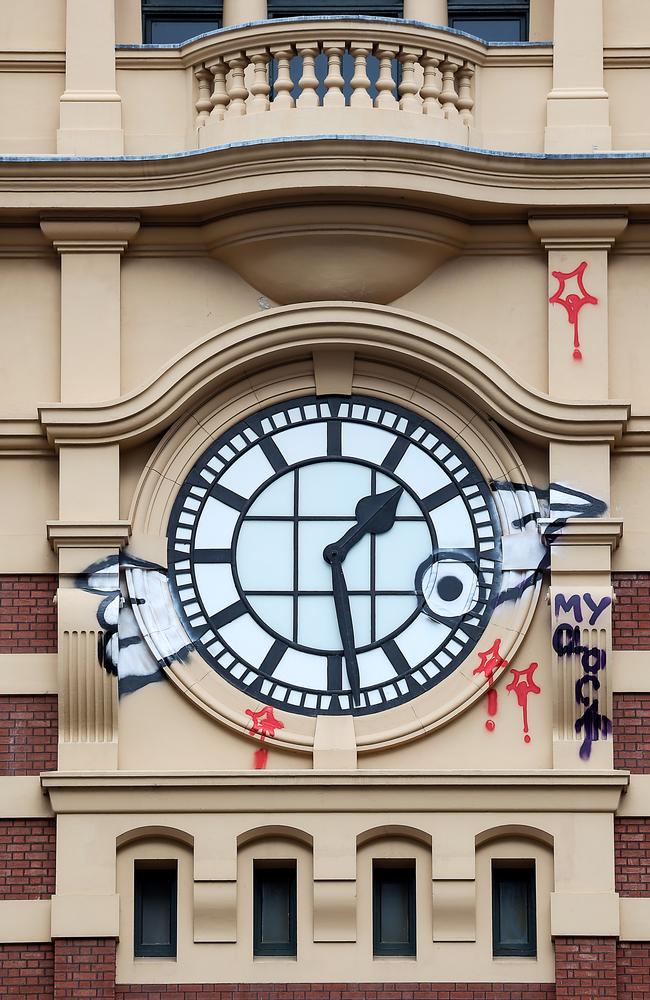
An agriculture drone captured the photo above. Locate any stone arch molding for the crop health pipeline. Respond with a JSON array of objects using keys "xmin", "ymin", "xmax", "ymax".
[
  {"xmin": 59, "ymin": 303, "xmax": 627, "ymax": 755},
  {"xmin": 38, "ymin": 301, "xmax": 629, "ymax": 448}
]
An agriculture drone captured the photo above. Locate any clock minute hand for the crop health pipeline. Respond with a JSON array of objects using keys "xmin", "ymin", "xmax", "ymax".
[
  {"xmin": 329, "ymin": 555, "xmax": 361, "ymax": 706},
  {"xmin": 323, "ymin": 485, "xmax": 404, "ymax": 564}
]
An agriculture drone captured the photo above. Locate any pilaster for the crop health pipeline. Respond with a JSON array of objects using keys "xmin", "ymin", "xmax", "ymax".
[
  {"xmin": 545, "ymin": 0, "xmax": 611, "ymax": 152},
  {"xmin": 39, "ymin": 219, "xmax": 139, "ymax": 771},
  {"xmin": 58, "ymin": 0, "xmax": 123, "ymax": 155},
  {"xmin": 529, "ymin": 216, "xmax": 627, "ymax": 771},
  {"xmin": 404, "ymin": 0, "xmax": 448, "ymax": 23},
  {"xmin": 223, "ymin": 1, "xmax": 267, "ymax": 27}
]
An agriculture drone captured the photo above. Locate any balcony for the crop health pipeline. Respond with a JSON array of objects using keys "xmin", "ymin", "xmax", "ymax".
[{"xmin": 116, "ymin": 17, "xmax": 552, "ymax": 154}]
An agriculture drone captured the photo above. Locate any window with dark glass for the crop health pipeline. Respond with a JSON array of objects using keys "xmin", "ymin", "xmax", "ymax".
[
  {"xmin": 253, "ymin": 863, "xmax": 297, "ymax": 957},
  {"xmin": 268, "ymin": 1, "xmax": 403, "ymax": 16},
  {"xmin": 134, "ymin": 862, "xmax": 178, "ymax": 958},
  {"xmin": 448, "ymin": 0, "xmax": 529, "ymax": 42},
  {"xmin": 492, "ymin": 861, "xmax": 537, "ymax": 957},
  {"xmin": 142, "ymin": 0, "xmax": 223, "ymax": 44},
  {"xmin": 373, "ymin": 862, "xmax": 416, "ymax": 957}
]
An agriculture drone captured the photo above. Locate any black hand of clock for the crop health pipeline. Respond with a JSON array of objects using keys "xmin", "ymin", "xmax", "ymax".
[
  {"xmin": 323, "ymin": 486, "xmax": 404, "ymax": 706},
  {"xmin": 329, "ymin": 554, "xmax": 361, "ymax": 705},
  {"xmin": 323, "ymin": 485, "xmax": 404, "ymax": 564}
]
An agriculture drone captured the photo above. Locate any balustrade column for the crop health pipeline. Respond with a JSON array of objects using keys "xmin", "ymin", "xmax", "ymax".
[
  {"xmin": 225, "ymin": 53, "xmax": 249, "ymax": 117},
  {"xmin": 374, "ymin": 46, "xmax": 399, "ymax": 110},
  {"xmin": 350, "ymin": 44, "xmax": 373, "ymax": 109},
  {"xmin": 296, "ymin": 43, "xmax": 321, "ymax": 109},
  {"xmin": 208, "ymin": 58, "xmax": 230, "ymax": 121},
  {"xmin": 195, "ymin": 67, "xmax": 213, "ymax": 128},
  {"xmin": 399, "ymin": 47, "xmax": 423, "ymax": 113},
  {"xmin": 456, "ymin": 62, "xmax": 475, "ymax": 126},
  {"xmin": 439, "ymin": 57, "xmax": 460, "ymax": 119},
  {"xmin": 270, "ymin": 46, "xmax": 296, "ymax": 110},
  {"xmin": 420, "ymin": 51, "xmax": 444, "ymax": 118},
  {"xmin": 247, "ymin": 48, "xmax": 271, "ymax": 114},
  {"xmin": 323, "ymin": 43, "xmax": 346, "ymax": 109}
]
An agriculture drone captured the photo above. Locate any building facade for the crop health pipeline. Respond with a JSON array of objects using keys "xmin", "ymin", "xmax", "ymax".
[{"xmin": 1, "ymin": 0, "xmax": 649, "ymax": 997}]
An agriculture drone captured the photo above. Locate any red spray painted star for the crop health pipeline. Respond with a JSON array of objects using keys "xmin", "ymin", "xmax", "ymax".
[
  {"xmin": 549, "ymin": 261, "xmax": 598, "ymax": 361},
  {"xmin": 473, "ymin": 638, "xmax": 509, "ymax": 732},
  {"xmin": 246, "ymin": 705, "xmax": 284, "ymax": 769},
  {"xmin": 506, "ymin": 661, "xmax": 541, "ymax": 744}
]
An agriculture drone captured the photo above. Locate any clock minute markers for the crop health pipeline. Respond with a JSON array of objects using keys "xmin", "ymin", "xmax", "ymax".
[{"xmin": 323, "ymin": 485, "xmax": 404, "ymax": 704}]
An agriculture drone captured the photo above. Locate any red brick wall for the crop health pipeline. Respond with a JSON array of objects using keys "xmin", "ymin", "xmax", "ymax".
[
  {"xmin": 0, "ymin": 943, "xmax": 54, "ymax": 998},
  {"xmin": 54, "ymin": 938, "xmax": 116, "ymax": 1000},
  {"xmin": 615, "ymin": 817, "xmax": 650, "ymax": 897},
  {"xmin": 613, "ymin": 694, "xmax": 650, "ymax": 773},
  {"xmin": 554, "ymin": 937, "xmax": 617, "ymax": 999},
  {"xmin": 612, "ymin": 573, "xmax": 650, "ymax": 650},
  {"xmin": 0, "ymin": 695, "xmax": 57, "ymax": 775},
  {"xmin": 0, "ymin": 575, "xmax": 57, "ymax": 654},
  {"xmin": 0, "ymin": 819, "xmax": 56, "ymax": 899},
  {"xmin": 115, "ymin": 987, "xmax": 556, "ymax": 999},
  {"xmin": 617, "ymin": 941, "xmax": 650, "ymax": 998}
]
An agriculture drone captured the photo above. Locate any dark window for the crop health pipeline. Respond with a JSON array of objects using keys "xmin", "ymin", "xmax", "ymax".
[
  {"xmin": 269, "ymin": 1, "xmax": 403, "ymax": 15},
  {"xmin": 448, "ymin": 0, "xmax": 529, "ymax": 42},
  {"xmin": 373, "ymin": 862, "xmax": 416, "ymax": 957},
  {"xmin": 134, "ymin": 863, "xmax": 177, "ymax": 958},
  {"xmin": 253, "ymin": 863, "xmax": 297, "ymax": 957},
  {"xmin": 142, "ymin": 1, "xmax": 222, "ymax": 43},
  {"xmin": 492, "ymin": 861, "xmax": 537, "ymax": 957}
]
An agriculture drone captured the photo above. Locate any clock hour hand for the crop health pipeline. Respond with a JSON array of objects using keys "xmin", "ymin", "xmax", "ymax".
[
  {"xmin": 329, "ymin": 554, "xmax": 361, "ymax": 706},
  {"xmin": 323, "ymin": 485, "xmax": 403, "ymax": 564}
]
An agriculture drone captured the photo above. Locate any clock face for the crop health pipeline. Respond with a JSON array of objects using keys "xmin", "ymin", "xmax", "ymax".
[{"xmin": 168, "ymin": 395, "xmax": 501, "ymax": 716}]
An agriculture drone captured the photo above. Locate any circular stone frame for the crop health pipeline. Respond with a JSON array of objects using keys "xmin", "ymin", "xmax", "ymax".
[{"xmin": 129, "ymin": 356, "xmax": 541, "ymax": 754}]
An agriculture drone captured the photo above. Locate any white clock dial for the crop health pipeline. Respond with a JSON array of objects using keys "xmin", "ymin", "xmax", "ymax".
[{"xmin": 168, "ymin": 395, "xmax": 501, "ymax": 715}]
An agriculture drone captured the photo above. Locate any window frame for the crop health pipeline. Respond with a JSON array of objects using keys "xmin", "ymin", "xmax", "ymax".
[
  {"xmin": 491, "ymin": 860, "xmax": 537, "ymax": 958},
  {"xmin": 372, "ymin": 861, "xmax": 417, "ymax": 958},
  {"xmin": 133, "ymin": 861, "xmax": 178, "ymax": 959},
  {"xmin": 141, "ymin": 1, "xmax": 223, "ymax": 44},
  {"xmin": 253, "ymin": 861, "xmax": 298, "ymax": 958},
  {"xmin": 448, "ymin": 0, "xmax": 529, "ymax": 41},
  {"xmin": 268, "ymin": 0, "xmax": 404, "ymax": 17}
]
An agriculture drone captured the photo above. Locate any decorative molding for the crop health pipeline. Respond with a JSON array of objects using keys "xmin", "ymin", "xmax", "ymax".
[
  {"xmin": 0, "ymin": 51, "xmax": 65, "ymax": 72},
  {"xmin": 0, "ymin": 418, "xmax": 53, "ymax": 456},
  {"xmin": 528, "ymin": 215, "xmax": 629, "ymax": 251},
  {"xmin": 541, "ymin": 517, "xmax": 624, "ymax": 550},
  {"xmin": 617, "ymin": 774, "xmax": 650, "ymax": 818},
  {"xmin": 40, "ymin": 218, "xmax": 140, "ymax": 254},
  {"xmin": 0, "ymin": 653, "xmax": 58, "ymax": 695},
  {"xmin": 0, "ymin": 900, "xmax": 51, "ymax": 944},
  {"xmin": 0, "ymin": 776, "xmax": 54, "ymax": 819},
  {"xmin": 46, "ymin": 521, "xmax": 131, "ymax": 551},
  {"xmin": 37, "ymin": 303, "xmax": 631, "ymax": 449},
  {"xmin": 611, "ymin": 650, "xmax": 650, "ymax": 693},
  {"xmin": 41, "ymin": 770, "xmax": 629, "ymax": 815},
  {"xmin": 616, "ymin": 416, "xmax": 650, "ymax": 453}
]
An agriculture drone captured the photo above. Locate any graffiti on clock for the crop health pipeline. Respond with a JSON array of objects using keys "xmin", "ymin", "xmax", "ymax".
[
  {"xmin": 549, "ymin": 260, "xmax": 598, "ymax": 361},
  {"xmin": 246, "ymin": 705, "xmax": 285, "ymax": 770}
]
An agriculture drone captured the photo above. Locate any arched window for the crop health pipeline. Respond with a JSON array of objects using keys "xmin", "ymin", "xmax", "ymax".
[
  {"xmin": 142, "ymin": 0, "xmax": 223, "ymax": 43},
  {"xmin": 448, "ymin": 0, "xmax": 529, "ymax": 42}
]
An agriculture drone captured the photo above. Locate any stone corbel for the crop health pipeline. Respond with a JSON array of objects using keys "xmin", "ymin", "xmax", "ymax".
[
  {"xmin": 192, "ymin": 830, "xmax": 238, "ymax": 943},
  {"xmin": 312, "ymin": 830, "xmax": 356, "ymax": 943},
  {"xmin": 432, "ymin": 829, "xmax": 476, "ymax": 942}
]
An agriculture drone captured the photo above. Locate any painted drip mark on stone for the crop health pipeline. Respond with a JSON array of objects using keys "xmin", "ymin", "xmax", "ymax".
[
  {"xmin": 506, "ymin": 662, "xmax": 541, "ymax": 743},
  {"xmin": 552, "ymin": 592, "xmax": 613, "ymax": 760},
  {"xmin": 473, "ymin": 638, "xmax": 508, "ymax": 732},
  {"xmin": 549, "ymin": 261, "xmax": 598, "ymax": 360},
  {"xmin": 245, "ymin": 705, "xmax": 285, "ymax": 769}
]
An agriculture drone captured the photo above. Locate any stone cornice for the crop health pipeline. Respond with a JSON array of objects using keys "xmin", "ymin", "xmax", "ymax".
[
  {"xmin": 36, "ymin": 303, "xmax": 631, "ymax": 449},
  {"xmin": 4, "ymin": 140, "xmax": 650, "ymax": 220},
  {"xmin": 41, "ymin": 770, "xmax": 629, "ymax": 815},
  {"xmin": 46, "ymin": 520, "xmax": 132, "ymax": 552},
  {"xmin": 540, "ymin": 518, "xmax": 624, "ymax": 550},
  {"xmin": 0, "ymin": 418, "xmax": 53, "ymax": 456}
]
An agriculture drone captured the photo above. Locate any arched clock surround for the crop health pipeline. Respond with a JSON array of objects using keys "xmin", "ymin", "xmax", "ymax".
[{"xmin": 129, "ymin": 354, "xmax": 541, "ymax": 754}]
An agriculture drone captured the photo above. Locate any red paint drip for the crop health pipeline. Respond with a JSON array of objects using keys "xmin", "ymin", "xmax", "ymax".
[
  {"xmin": 254, "ymin": 748, "xmax": 269, "ymax": 770},
  {"xmin": 506, "ymin": 662, "xmax": 541, "ymax": 743},
  {"xmin": 473, "ymin": 638, "xmax": 509, "ymax": 733},
  {"xmin": 549, "ymin": 261, "xmax": 598, "ymax": 361}
]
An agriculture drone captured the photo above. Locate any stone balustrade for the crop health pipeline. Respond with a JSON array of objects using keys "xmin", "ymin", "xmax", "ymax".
[{"xmin": 188, "ymin": 19, "xmax": 479, "ymax": 146}]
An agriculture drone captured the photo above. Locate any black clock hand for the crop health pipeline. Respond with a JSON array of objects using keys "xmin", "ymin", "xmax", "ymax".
[
  {"xmin": 329, "ymin": 554, "xmax": 361, "ymax": 706},
  {"xmin": 323, "ymin": 486, "xmax": 403, "ymax": 564}
]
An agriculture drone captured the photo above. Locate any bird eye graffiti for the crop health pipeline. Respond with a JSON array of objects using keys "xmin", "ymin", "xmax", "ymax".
[
  {"xmin": 415, "ymin": 549, "xmax": 482, "ymax": 625},
  {"xmin": 75, "ymin": 553, "xmax": 194, "ymax": 695}
]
